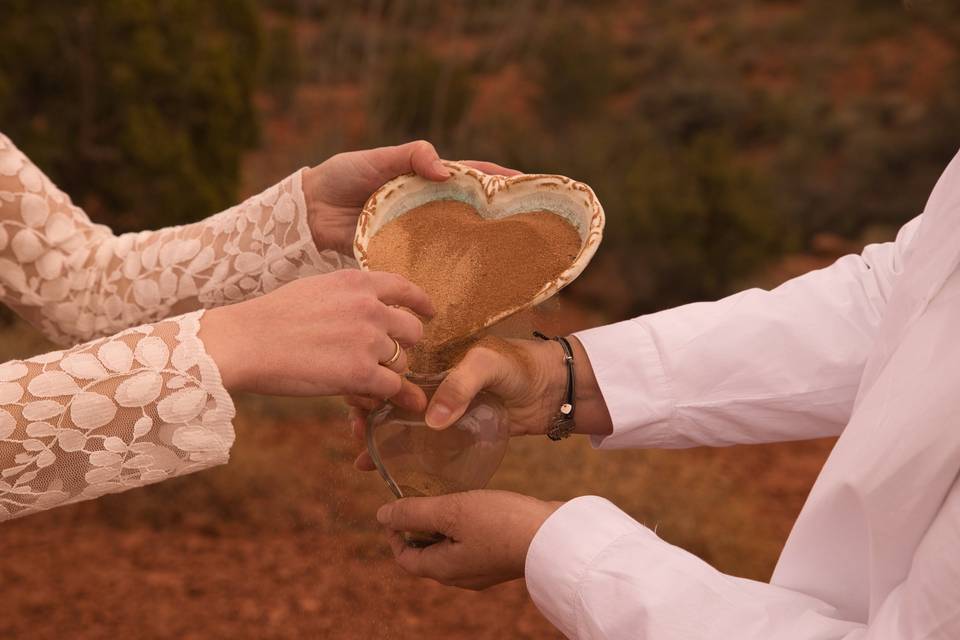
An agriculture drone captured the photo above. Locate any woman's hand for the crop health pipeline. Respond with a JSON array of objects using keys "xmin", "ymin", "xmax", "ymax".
[
  {"xmin": 377, "ymin": 490, "xmax": 562, "ymax": 591},
  {"xmin": 200, "ymin": 269, "xmax": 433, "ymax": 406},
  {"xmin": 350, "ymin": 336, "xmax": 613, "ymax": 470},
  {"xmin": 304, "ymin": 141, "xmax": 518, "ymax": 255}
]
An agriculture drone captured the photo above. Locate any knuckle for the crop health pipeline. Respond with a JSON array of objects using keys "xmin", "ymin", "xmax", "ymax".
[
  {"xmin": 355, "ymin": 297, "xmax": 385, "ymax": 322},
  {"xmin": 465, "ymin": 346, "xmax": 496, "ymax": 369},
  {"xmin": 382, "ymin": 373, "xmax": 403, "ymax": 398},
  {"xmin": 402, "ymin": 313, "xmax": 424, "ymax": 342},
  {"xmin": 389, "ymin": 501, "xmax": 408, "ymax": 527},
  {"xmin": 352, "ymin": 325, "xmax": 379, "ymax": 351},
  {"xmin": 437, "ymin": 494, "xmax": 463, "ymax": 534},
  {"xmin": 338, "ymin": 269, "xmax": 365, "ymax": 286},
  {"xmin": 378, "ymin": 271, "xmax": 403, "ymax": 290},
  {"xmin": 345, "ymin": 361, "xmax": 374, "ymax": 387},
  {"xmin": 400, "ymin": 556, "xmax": 426, "ymax": 578},
  {"xmin": 433, "ymin": 564, "xmax": 456, "ymax": 584},
  {"xmin": 441, "ymin": 376, "xmax": 470, "ymax": 403}
]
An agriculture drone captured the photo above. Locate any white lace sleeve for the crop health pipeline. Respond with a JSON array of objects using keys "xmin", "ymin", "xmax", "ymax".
[
  {"xmin": 0, "ymin": 131, "xmax": 349, "ymax": 346},
  {"xmin": 0, "ymin": 132, "xmax": 353, "ymax": 521},
  {"xmin": 0, "ymin": 310, "xmax": 234, "ymax": 520}
]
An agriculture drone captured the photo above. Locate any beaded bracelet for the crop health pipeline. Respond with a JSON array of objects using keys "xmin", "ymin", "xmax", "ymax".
[{"xmin": 533, "ymin": 331, "xmax": 576, "ymax": 441}]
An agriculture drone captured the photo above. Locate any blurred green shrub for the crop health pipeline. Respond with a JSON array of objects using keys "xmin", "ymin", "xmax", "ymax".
[
  {"xmin": 620, "ymin": 133, "xmax": 780, "ymax": 307},
  {"xmin": 260, "ymin": 23, "xmax": 301, "ymax": 112},
  {"xmin": 368, "ymin": 47, "xmax": 473, "ymax": 141},
  {"xmin": 0, "ymin": 0, "xmax": 260, "ymax": 231},
  {"xmin": 534, "ymin": 17, "xmax": 617, "ymax": 127}
]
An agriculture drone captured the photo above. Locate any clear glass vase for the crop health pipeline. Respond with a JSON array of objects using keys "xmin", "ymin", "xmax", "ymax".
[{"xmin": 366, "ymin": 371, "xmax": 509, "ymax": 547}]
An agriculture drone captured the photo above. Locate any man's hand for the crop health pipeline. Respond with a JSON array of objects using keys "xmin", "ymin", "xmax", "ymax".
[
  {"xmin": 377, "ymin": 490, "xmax": 562, "ymax": 590},
  {"xmin": 303, "ymin": 140, "xmax": 518, "ymax": 255},
  {"xmin": 350, "ymin": 336, "xmax": 613, "ymax": 471}
]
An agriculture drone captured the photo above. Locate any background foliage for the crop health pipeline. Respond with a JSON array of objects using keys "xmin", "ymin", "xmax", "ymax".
[
  {"xmin": 3, "ymin": 0, "xmax": 958, "ymax": 312},
  {"xmin": 0, "ymin": 0, "xmax": 260, "ymax": 230}
]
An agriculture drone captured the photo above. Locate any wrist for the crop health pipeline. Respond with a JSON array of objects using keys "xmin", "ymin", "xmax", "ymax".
[
  {"xmin": 198, "ymin": 305, "xmax": 250, "ymax": 393},
  {"xmin": 519, "ymin": 499, "xmax": 565, "ymax": 574},
  {"xmin": 301, "ymin": 166, "xmax": 326, "ymax": 251},
  {"xmin": 568, "ymin": 336, "xmax": 613, "ymax": 436},
  {"xmin": 529, "ymin": 335, "xmax": 611, "ymax": 437},
  {"xmin": 527, "ymin": 339, "xmax": 569, "ymax": 435}
]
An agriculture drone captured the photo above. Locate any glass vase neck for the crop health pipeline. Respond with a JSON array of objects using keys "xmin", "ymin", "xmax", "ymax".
[{"xmin": 404, "ymin": 370, "xmax": 450, "ymax": 393}]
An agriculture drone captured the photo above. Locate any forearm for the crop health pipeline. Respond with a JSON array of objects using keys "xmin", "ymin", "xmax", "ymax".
[
  {"xmin": 526, "ymin": 498, "xmax": 867, "ymax": 640},
  {"xmin": 0, "ymin": 310, "xmax": 235, "ymax": 521},
  {"xmin": 572, "ymin": 215, "xmax": 921, "ymax": 449},
  {"xmin": 527, "ymin": 493, "xmax": 959, "ymax": 640},
  {"xmin": 0, "ymin": 132, "xmax": 349, "ymax": 346}
]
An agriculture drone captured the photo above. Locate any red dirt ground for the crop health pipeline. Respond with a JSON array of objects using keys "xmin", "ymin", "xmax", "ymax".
[{"xmin": 0, "ymin": 305, "xmax": 833, "ymax": 639}]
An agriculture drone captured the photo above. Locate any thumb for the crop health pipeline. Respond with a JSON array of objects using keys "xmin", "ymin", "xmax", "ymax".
[
  {"xmin": 377, "ymin": 495, "xmax": 460, "ymax": 535},
  {"xmin": 383, "ymin": 140, "xmax": 449, "ymax": 181},
  {"xmin": 425, "ymin": 347, "xmax": 502, "ymax": 429}
]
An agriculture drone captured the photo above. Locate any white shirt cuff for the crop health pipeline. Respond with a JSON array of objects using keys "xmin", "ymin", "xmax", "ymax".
[
  {"xmin": 524, "ymin": 496, "xmax": 647, "ymax": 639},
  {"xmin": 574, "ymin": 319, "xmax": 677, "ymax": 449}
]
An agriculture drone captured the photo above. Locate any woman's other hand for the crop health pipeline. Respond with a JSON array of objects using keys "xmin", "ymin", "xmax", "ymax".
[{"xmin": 303, "ymin": 140, "xmax": 519, "ymax": 255}]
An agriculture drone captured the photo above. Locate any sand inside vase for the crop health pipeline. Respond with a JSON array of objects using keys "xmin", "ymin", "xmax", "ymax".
[
  {"xmin": 393, "ymin": 470, "xmax": 466, "ymax": 498},
  {"xmin": 365, "ymin": 199, "xmax": 581, "ymax": 372}
]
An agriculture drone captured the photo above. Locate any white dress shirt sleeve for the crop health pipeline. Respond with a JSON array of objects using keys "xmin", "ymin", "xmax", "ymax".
[
  {"xmin": 526, "ymin": 493, "xmax": 960, "ymax": 639},
  {"xmin": 575, "ymin": 216, "xmax": 921, "ymax": 449}
]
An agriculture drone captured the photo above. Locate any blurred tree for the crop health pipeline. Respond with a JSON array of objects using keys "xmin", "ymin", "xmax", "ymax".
[
  {"xmin": 0, "ymin": 0, "xmax": 260, "ymax": 231},
  {"xmin": 621, "ymin": 133, "xmax": 780, "ymax": 309},
  {"xmin": 260, "ymin": 23, "xmax": 301, "ymax": 112},
  {"xmin": 368, "ymin": 47, "xmax": 472, "ymax": 142},
  {"xmin": 534, "ymin": 16, "xmax": 616, "ymax": 128}
]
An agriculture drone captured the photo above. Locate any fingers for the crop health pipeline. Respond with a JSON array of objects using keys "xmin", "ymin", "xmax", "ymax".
[
  {"xmin": 365, "ymin": 366, "xmax": 404, "ymax": 401},
  {"xmin": 425, "ymin": 347, "xmax": 501, "ymax": 429},
  {"xmin": 348, "ymin": 380, "xmax": 425, "ymax": 472},
  {"xmin": 377, "ymin": 334, "xmax": 408, "ymax": 374},
  {"xmin": 345, "ymin": 396, "xmax": 382, "ymax": 411},
  {"xmin": 377, "ymin": 494, "xmax": 460, "ymax": 536},
  {"xmin": 386, "ymin": 532, "xmax": 460, "ymax": 583},
  {"xmin": 459, "ymin": 160, "xmax": 522, "ymax": 177},
  {"xmin": 367, "ymin": 272, "xmax": 435, "ymax": 318},
  {"xmin": 386, "ymin": 140, "xmax": 450, "ymax": 181},
  {"xmin": 348, "ymin": 407, "xmax": 367, "ymax": 439},
  {"xmin": 391, "ymin": 377, "xmax": 428, "ymax": 412},
  {"xmin": 384, "ymin": 306, "xmax": 423, "ymax": 348},
  {"xmin": 354, "ymin": 449, "xmax": 376, "ymax": 471}
]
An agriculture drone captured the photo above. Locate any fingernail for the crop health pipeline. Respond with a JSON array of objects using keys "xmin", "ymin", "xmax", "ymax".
[
  {"xmin": 425, "ymin": 403, "xmax": 452, "ymax": 429},
  {"xmin": 377, "ymin": 505, "xmax": 392, "ymax": 524},
  {"xmin": 432, "ymin": 160, "xmax": 451, "ymax": 179}
]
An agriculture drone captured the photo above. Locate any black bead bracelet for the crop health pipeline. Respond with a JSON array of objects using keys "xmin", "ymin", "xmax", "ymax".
[{"xmin": 533, "ymin": 331, "xmax": 576, "ymax": 441}]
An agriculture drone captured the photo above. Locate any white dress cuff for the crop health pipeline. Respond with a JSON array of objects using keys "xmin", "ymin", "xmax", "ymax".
[
  {"xmin": 524, "ymin": 496, "xmax": 646, "ymax": 639},
  {"xmin": 574, "ymin": 319, "xmax": 676, "ymax": 449}
]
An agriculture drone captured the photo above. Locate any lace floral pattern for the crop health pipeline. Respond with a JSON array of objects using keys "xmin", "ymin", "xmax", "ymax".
[
  {"xmin": 0, "ymin": 133, "xmax": 345, "ymax": 520},
  {"xmin": 0, "ymin": 312, "xmax": 234, "ymax": 519},
  {"xmin": 0, "ymin": 132, "xmax": 347, "ymax": 345}
]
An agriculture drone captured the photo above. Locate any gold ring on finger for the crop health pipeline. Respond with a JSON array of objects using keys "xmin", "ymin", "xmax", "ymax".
[{"xmin": 380, "ymin": 338, "xmax": 403, "ymax": 367}]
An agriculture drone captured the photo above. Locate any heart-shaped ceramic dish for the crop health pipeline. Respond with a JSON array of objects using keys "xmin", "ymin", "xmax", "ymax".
[{"xmin": 354, "ymin": 161, "xmax": 604, "ymax": 330}]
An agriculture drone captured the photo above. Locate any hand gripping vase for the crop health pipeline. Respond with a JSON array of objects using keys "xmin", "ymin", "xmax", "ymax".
[
  {"xmin": 357, "ymin": 161, "xmax": 604, "ymax": 547},
  {"xmin": 365, "ymin": 372, "xmax": 508, "ymax": 547}
]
